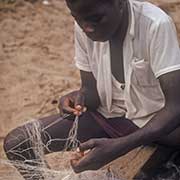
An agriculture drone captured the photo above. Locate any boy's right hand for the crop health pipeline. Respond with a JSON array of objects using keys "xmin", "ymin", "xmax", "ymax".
[{"xmin": 59, "ymin": 90, "xmax": 87, "ymax": 116}]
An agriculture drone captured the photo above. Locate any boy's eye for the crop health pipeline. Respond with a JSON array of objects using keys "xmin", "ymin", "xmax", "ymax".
[{"xmin": 85, "ymin": 15, "xmax": 104, "ymax": 23}]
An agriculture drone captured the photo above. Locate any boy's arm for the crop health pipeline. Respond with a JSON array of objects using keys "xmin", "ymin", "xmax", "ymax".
[
  {"xmin": 71, "ymin": 70, "xmax": 180, "ymax": 173},
  {"xmin": 122, "ymin": 70, "xmax": 180, "ymax": 149},
  {"xmin": 59, "ymin": 70, "xmax": 100, "ymax": 115},
  {"xmin": 80, "ymin": 70, "xmax": 100, "ymax": 110}
]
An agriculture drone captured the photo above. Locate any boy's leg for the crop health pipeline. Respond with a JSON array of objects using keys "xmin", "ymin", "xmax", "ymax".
[
  {"xmin": 133, "ymin": 145, "xmax": 177, "ymax": 180},
  {"xmin": 3, "ymin": 112, "xmax": 110, "ymax": 179},
  {"xmin": 134, "ymin": 126, "xmax": 180, "ymax": 180}
]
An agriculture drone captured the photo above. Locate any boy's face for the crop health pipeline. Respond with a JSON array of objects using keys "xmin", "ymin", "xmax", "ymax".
[{"xmin": 66, "ymin": 0, "xmax": 126, "ymax": 42}]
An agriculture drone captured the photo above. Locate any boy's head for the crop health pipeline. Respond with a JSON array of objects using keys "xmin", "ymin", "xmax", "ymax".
[{"xmin": 66, "ymin": 0, "xmax": 128, "ymax": 42}]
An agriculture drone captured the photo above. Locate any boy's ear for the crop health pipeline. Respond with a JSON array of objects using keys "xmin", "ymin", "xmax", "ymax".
[{"xmin": 116, "ymin": 0, "xmax": 127, "ymax": 10}]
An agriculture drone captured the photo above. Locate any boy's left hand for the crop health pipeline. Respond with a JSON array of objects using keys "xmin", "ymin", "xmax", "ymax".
[{"xmin": 70, "ymin": 138, "xmax": 128, "ymax": 173}]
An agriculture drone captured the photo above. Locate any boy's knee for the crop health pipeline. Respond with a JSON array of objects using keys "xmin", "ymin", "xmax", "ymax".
[{"xmin": 3, "ymin": 126, "xmax": 29, "ymax": 160}]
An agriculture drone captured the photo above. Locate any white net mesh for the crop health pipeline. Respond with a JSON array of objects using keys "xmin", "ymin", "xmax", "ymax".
[{"xmin": 0, "ymin": 115, "xmax": 124, "ymax": 180}]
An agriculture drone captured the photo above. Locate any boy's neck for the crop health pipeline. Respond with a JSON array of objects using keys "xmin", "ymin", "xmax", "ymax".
[{"xmin": 110, "ymin": 1, "xmax": 129, "ymax": 45}]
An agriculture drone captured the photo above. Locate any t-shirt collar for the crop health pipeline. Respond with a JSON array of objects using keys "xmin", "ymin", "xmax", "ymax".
[{"xmin": 128, "ymin": 0, "xmax": 135, "ymax": 39}]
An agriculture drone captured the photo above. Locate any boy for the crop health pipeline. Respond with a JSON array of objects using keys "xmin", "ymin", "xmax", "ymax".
[{"xmin": 4, "ymin": 0, "xmax": 180, "ymax": 179}]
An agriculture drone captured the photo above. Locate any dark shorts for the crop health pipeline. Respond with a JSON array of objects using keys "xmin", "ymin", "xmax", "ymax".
[
  {"xmin": 86, "ymin": 111, "xmax": 139, "ymax": 138},
  {"xmin": 5, "ymin": 110, "xmax": 139, "ymax": 154},
  {"xmin": 37, "ymin": 110, "xmax": 139, "ymax": 152}
]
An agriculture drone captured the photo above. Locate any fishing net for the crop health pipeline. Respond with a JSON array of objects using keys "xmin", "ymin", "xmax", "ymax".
[{"xmin": 0, "ymin": 114, "xmax": 124, "ymax": 180}]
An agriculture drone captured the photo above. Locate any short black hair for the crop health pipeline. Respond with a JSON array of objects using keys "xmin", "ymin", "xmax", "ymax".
[{"xmin": 66, "ymin": 0, "xmax": 113, "ymax": 5}]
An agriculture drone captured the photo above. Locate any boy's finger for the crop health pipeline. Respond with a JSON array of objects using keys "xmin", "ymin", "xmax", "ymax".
[
  {"xmin": 75, "ymin": 105, "xmax": 82, "ymax": 111},
  {"xmin": 71, "ymin": 155, "xmax": 92, "ymax": 173},
  {"xmin": 71, "ymin": 152, "xmax": 84, "ymax": 161},
  {"xmin": 74, "ymin": 110, "xmax": 82, "ymax": 116},
  {"xmin": 59, "ymin": 98, "xmax": 76, "ymax": 114},
  {"xmin": 79, "ymin": 140, "xmax": 95, "ymax": 152},
  {"xmin": 82, "ymin": 106, "xmax": 87, "ymax": 112},
  {"xmin": 75, "ymin": 92, "xmax": 84, "ymax": 108}
]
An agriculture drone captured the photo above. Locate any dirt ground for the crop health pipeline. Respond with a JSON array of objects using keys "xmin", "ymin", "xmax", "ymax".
[{"xmin": 0, "ymin": 0, "xmax": 180, "ymax": 179}]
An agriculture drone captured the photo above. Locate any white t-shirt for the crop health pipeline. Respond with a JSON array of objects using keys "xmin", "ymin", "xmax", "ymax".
[{"xmin": 74, "ymin": 0, "xmax": 180, "ymax": 127}]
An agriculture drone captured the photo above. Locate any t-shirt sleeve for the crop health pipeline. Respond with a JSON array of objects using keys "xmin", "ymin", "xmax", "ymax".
[
  {"xmin": 150, "ymin": 16, "xmax": 180, "ymax": 78},
  {"xmin": 74, "ymin": 22, "xmax": 91, "ymax": 72}
]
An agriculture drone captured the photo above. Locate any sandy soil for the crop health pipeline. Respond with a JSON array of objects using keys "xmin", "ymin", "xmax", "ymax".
[{"xmin": 0, "ymin": 0, "xmax": 180, "ymax": 179}]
